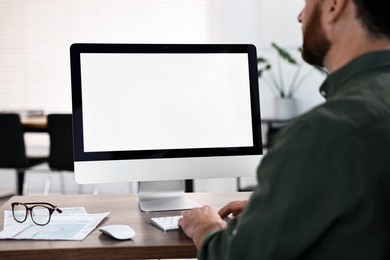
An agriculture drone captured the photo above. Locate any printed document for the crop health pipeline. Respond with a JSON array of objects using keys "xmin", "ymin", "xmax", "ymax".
[{"xmin": 0, "ymin": 207, "xmax": 109, "ymax": 240}]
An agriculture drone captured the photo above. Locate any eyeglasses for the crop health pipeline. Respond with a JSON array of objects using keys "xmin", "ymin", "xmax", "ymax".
[{"xmin": 11, "ymin": 202, "xmax": 62, "ymax": 226}]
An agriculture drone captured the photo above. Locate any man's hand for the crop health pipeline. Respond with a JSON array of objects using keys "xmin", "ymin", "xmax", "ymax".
[
  {"xmin": 218, "ymin": 200, "xmax": 248, "ymax": 219},
  {"xmin": 179, "ymin": 205, "xmax": 227, "ymax": 248}
]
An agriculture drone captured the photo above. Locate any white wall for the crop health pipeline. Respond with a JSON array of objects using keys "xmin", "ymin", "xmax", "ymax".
[{"xmin": 257, "ymin": 0, "xmax": 326, "ymax": 117}]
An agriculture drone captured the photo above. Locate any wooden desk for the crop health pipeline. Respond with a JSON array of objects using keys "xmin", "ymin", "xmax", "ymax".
[{"xmin": 0, "ymin": 192, "xmax": 251, "ymax": 259}]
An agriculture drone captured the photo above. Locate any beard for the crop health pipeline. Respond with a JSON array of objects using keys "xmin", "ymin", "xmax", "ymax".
[{"xmin": 301, "ymin": 4, "xmax": 331, "ymax": 67}]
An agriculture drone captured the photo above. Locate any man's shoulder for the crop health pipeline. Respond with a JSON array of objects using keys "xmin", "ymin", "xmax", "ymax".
[{"xmin": 273, "ymin": 97, "xmax": 389, "ymax": 151}]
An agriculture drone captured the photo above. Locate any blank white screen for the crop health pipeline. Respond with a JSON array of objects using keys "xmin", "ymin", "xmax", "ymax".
[{"xmin": 80, "ymin": 53, "xmax": 253, "ymax": 152}]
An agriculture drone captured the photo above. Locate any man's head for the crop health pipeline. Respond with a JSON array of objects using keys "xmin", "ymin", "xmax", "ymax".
[{"xmin": 298, "ymin": 0, "xmax": 390, "ymax": 70}]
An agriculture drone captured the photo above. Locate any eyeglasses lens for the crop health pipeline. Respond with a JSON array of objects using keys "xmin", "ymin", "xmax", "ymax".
[
  {"xmin": 13, "ymin": 204, "xmax": 27, "ymax": 222},
  {"xmin": 31, "ymin": 206, "xmax": 51, "ymax": 225}
]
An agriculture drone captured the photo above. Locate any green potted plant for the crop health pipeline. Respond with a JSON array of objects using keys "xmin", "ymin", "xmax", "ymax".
[{"xmin": 258, "ymin": 42, "xmax": 326, "ymax": 119}]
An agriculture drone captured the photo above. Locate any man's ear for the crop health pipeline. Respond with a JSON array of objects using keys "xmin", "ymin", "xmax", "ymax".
[{"xmin": 322, "ymin": 0, "xmax": 349, "ymax": 24}]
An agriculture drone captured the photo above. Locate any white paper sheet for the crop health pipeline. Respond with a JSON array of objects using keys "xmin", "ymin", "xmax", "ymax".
[{"xmin": 0, "ymin": 207, "xmax": 109, "ymax": 240}]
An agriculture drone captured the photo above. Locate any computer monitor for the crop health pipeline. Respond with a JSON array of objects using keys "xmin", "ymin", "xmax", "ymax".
[{"xmin": 70, "ymin": 43, "xmax": 262, "ymax": 212}]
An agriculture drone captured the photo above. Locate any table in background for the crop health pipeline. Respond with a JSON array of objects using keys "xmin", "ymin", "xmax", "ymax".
[
  {"xmin": 21, "ymin": 116, "xmax": 47, "ymax": 132},
  {"xmin": 0, "ymin": 192, "xmax": 251, "ymax": 259}
]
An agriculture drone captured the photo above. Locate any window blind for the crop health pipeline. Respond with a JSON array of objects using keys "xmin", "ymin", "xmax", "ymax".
[{"xmin": 0, "ymin": 0, "xmax": 210, "ymax": 113}]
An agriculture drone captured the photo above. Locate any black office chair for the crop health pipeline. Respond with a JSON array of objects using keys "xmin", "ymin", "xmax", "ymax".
[
  {"xmin": 46, "ymin": 114, "xmax": 74, "ymax": 194},
  {"xmin": 0, "ymin": 113, "xmax": 47, "ymax": 195}
]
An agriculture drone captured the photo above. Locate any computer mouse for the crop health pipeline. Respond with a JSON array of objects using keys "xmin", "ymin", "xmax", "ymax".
[{"xmin": 99, "ymin": 225, "xmax": 136, "ymax": 240}]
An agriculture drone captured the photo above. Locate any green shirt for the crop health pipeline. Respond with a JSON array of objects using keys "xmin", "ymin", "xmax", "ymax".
[{"xmin": 199, "ymin": 50, "xmax": 390, "ymax": 260}]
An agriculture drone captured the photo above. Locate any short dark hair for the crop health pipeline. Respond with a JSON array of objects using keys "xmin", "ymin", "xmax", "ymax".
[{"xmin": 353, "ymin": 0, "xmax": 390, "ymax": 38}]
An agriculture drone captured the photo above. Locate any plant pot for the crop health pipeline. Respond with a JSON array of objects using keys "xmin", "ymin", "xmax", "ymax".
[{"xmin": 273, "ymin": 98, "xmax": 298, "ymax": 120}]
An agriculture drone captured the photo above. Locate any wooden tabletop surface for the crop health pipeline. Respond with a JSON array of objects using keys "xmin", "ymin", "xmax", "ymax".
[{"xmin": 0, "ymin": 192, "xmax": 251, "ymax": 259}]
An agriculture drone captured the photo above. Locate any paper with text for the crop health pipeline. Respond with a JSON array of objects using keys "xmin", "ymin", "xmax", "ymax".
[{"xmin": 0, "ymin": 207, "xmax": 109, "ymax": 240}]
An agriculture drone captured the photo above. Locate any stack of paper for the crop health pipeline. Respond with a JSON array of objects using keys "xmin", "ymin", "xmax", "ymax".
[{"xmin": 0, "ymin": 207, "xmax": 109, "ymax": 240}]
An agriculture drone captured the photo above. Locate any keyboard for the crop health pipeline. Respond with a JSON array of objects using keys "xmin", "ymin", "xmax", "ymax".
[{"xmin": 150, "ymin": 216, "xmax": 182, "ymax": 231}]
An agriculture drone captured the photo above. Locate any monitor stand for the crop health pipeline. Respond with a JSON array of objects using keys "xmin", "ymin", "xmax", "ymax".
[{"xmin": 138, "ymin": 180, "xmax": 200, "ymax": 212}]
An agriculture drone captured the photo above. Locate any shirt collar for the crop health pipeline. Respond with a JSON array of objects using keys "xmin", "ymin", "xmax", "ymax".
[{"xmin": 319, "ymin": 50, "xmax": 390, "ymax": 99}]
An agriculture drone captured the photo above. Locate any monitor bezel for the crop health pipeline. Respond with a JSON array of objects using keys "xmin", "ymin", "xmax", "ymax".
[{"xmin": 70, "ymin": 43, "xmax": 262, "ymax": 162}]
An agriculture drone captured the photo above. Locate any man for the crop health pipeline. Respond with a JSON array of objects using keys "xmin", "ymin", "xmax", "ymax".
[{"xmin": 179, "ymin": 0, "xmax": 390, "ymax": 259}]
